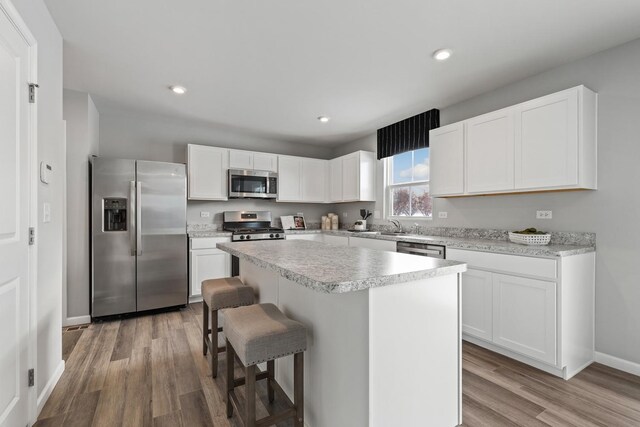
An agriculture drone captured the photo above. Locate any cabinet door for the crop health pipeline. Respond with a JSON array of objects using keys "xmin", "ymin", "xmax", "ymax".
[
  {"xmin": 461, "ymin": 269, "xmax": 493, "ymax": 341},
  {"xmin": 277, "ymin": 156, "xmax": 302, "ymax": 201},
  {"xmin": 466, "ymin": 109, "xmax": 515, "ymax": 193},
  {"xmin": 492, "ymin": 274, "xmax": 556, "ymax": 365},
  {"xmin": 349, "ymin": 237, "xmax": 396, "ymax": 252},
  {"xmin": 189, "ymin": 249, "xmax": 231, "ymax": 297},
  {"xmin": 187, "ymin": 145, "xmax": 228, "ymax": 200},
  {"xmin": 229, "ymin": 149, "xmax": 253, "ymax": 170},
  {"xmin": 430, "ymin": 123, "xmax": 465, "ymax": 196},
  {"xmin": 342, "ymin": 153, "xmax": 360, "ymax": 201},
  {"xmin": 329, "ymin": 158, "xmax": 343, "ymax": 202},
  {"xmin": 515, "ymin": 88, "xmax": 579, "ymax": 189},
  {"xmin": 253, "ymin": 152, "xmax": 278, "ymax": 172},
  {"xmin": 324, "ymin": 235, "xmax": 349, "ymax": 246},
  {"xmin": 301, "ymin": 158, "xmax": 327, "ymax": 202}
]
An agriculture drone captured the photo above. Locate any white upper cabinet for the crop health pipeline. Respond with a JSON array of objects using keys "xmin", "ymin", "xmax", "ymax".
[
  {"xmin": 187, "ymin": 144, "xmax": 229, "ymax": 200},
  {"xmin": 301, "ymin": 158, "xmax": 328, "ymax": 203},
  {"xmin": 430, "ymin": 123, "xmax": 465, "ymax": 197},
  {"xmin": 277, "ymin": 156, "xmax": 302, "ymax": 202},
  {"xmin": 229, "ymin": 149, "xmax": 278, "ymax": 172},
  {"xmin": 466, "ymin": 108, "xmax": 515, "ymax": 193},
  {"xmin": 430, "ymin": 85, "xmax": 597, "ymax": 197},
  {"xmin": 331, "ymin": 151, "xmax": 376, "ymax": 203},
  {"xmin": 253, "ymin": 152, "xmax": 278, "ymax": 172}
]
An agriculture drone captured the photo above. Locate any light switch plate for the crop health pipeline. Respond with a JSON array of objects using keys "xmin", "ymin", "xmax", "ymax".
[
  {"xmin": 200, "ymin": 211, "xmax": 210, "ymax": 218},
  {"xmin": 374, "ymin": 210, "xmax": 380, "ymax": 219},
  {"xmin": 342, "ymin": 212, "xmax": 348, "ymax": 218},
  {"xmin": 438, "ymin": 211, "xmax": 448, "ymax": 219},
  {"xmin": 43, "ymin": 203, "xmax": 51, "ymax": 223},
  {"xmin": 536, "ymin": 210, "xmax": 553, "ymax": 219}
]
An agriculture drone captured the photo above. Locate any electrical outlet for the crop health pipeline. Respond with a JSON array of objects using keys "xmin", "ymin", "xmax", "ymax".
[
  {"xmin": 536, "ymin": 210, "xmax": 553, "ymax": 219},
  {"xmin": 200, "ymin": 211, "xmax": 210, "ymax": 218},
  {"xmin": 43, "ymin": 203, "xmax": 51, "ymax": 223},
  {"xmin": 374, "ymin": 210, "xmax": 380, "ymax": 219},
  {"xmin": 438, "ymin": 211, "xmax": 448, "ymax": 219},
  {"xmin": 342, "ymin": 212, "xmax": 348, "ymax": 218},
  {"xmin": 297, "ymin": 212, "xmax": 304, "ymax": 217}
]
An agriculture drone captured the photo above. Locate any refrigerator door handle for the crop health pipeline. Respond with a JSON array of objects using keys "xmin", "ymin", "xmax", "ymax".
[
  {"xmin": 136, "ymin": 181, "xmax": 142, "ymax": 256},
  {"xmin": 129, "ymin": 181, "xmax": 136, "ymax": 256}
]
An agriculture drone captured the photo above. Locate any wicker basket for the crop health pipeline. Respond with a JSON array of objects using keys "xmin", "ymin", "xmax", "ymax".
[{"xmin": 508, "ymin": 232, "xmax": 551, "ymax": 246}]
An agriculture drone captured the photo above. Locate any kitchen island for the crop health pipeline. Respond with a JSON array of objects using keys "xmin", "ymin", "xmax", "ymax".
[{"xmin": 217, "ymin": 240, "xmax": 467, "ymax": 427}]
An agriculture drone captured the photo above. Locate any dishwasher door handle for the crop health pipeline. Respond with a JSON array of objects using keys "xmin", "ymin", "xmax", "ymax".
[{"xmin": 399, "ymin": 247, "xmax": 442, "ymax": 256}]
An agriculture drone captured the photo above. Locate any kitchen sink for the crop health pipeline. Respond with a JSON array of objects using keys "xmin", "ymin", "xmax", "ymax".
[{"xmin": 380, "ymin": 231, "xmax": 408, "ymax": 236}]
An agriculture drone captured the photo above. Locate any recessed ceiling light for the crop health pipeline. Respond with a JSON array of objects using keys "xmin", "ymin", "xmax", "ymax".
[
  {"xmin": 317, "ymin": 116, "xmax": 330, "ymax": 123},
  {"xmin": 432, "ymin": 49, "xmax": 452, "ymax": 61},
  {"xmin": 169, "ymin": 85, "xmax": 187, "ymax": 95}
]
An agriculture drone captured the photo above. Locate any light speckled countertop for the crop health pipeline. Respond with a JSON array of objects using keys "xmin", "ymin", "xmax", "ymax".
[
  {"xmin": 283, "ymin": 229, "xmax": 594, "ymax": 257},
  {"xmin": 217, "ymin": 240, "xmax": 466, "ymax": 293}
]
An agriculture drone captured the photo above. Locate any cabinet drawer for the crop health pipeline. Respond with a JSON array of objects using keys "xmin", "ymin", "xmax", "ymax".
[
  {"xmin": 190, "ymin": 237, "xmax": 231, "ymax": 250},
  {"xmin": 447, "ymin": 249, "xmax": 556, "ymax": 279}
]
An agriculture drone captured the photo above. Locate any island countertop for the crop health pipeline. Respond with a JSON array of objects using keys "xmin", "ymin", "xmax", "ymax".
[{"xmin": 216, "ymin": 240, "xmax": 466, "ymax": 293}]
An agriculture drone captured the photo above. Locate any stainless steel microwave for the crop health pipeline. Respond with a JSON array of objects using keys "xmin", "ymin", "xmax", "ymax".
[{"xmin": 228, "ymin": 169, "xmax": 278, "ymax": 199}]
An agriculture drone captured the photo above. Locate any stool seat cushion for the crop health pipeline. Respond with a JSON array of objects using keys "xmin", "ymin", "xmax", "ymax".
[
  {"xmin": 202, "ymin": 277, "xmax": 254, "ymax": 310},
  {"xmin": 222, "ymin": 303, "xmax": 307, "ymax": 366}
]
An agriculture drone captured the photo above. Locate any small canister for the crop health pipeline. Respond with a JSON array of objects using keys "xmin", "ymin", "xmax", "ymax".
[
  {"xmin": 331, "ymin": 215, "xmax": 339, "ymax": 230},
  {"xmin": 321, "ymin": 216, "xmax": 327, "ymax": 230}
]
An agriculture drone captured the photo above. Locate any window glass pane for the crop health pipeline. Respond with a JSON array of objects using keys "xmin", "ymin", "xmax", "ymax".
[
  {"xmin": 410, "ymin": 185, "xmax": 432, "ymax": 217},
  {"xmin": 391, "ymin": 187, "xmax": 411, "ymax": 216},
  {"xmin": 413, "ymin": 148, "xmax": 429, "ymax": 181},
  {"xmin": 392, "ymin": 152, "xmax": 413, "ymax": 184}
]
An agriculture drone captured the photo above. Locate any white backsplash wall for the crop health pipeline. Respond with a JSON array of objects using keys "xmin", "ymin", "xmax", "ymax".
[
  {"xmin": 188, "ymin": 200, "xmax": 336, "ymax": 227},
  {"xmin": 335, "ymin": 37, "xmax": 640, "ymax": 367}
]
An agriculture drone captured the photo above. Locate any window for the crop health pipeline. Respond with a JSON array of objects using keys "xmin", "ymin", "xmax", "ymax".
[{"xmin": 385, "ymin": 148, "xmax": 432, "ymax": 218}]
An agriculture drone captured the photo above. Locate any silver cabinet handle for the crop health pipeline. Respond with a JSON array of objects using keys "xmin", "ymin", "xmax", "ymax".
[
  {"xmin": 129, "ymin": 181, "xmax": 136, "ymax": 256},
  {"xmin": 136, "ymin": 181, "xmax": 142, "ymax": 256}
]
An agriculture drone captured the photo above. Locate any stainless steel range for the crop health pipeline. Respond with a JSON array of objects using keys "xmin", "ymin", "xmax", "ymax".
[{"xmin": 223, "ymin": 211, "xmax": 284, "ymax": 275}]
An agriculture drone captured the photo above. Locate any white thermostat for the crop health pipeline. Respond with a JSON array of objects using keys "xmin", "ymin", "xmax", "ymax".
[{"xmin": 40, "ymin": 161, "xmax": 52, "ymax": 184}]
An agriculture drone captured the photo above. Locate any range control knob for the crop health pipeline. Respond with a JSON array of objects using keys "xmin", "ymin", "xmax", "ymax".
[
  {"xmin": 275, "ymin": 233, "xmax": 280, "ymax": 238},
  {"xmin": 239, "ymin": 235, "xmax": 245, "ymax": 240},
  {"xmin": 246, "ymin": 235, "xmax": 251, "ymax": 240},
  {"xmin": 269, "ymin": 234, "xmax": 274, "ymax": 238}
]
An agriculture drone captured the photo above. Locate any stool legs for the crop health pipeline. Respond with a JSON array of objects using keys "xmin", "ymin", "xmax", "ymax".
[
  {"xmin": 211, "ymin": 308, "xmax": 219, "ymax": 378},
  {"xmin": 245, "ymin": 365, "xmax": 256, "ymax": 427},
  {"xmin": 294, "ymin": 352, "xmax": 304, "ymax": 427},
  {"xmin": 226, "ymin": 338, "xmax": 234, "ymax": 418},
  {"xmin": 267, "ymin": 360, "xmax": 275, "ymax": 403},
  {"xmin": 202, "ymin": 301, "xmax": 209, "ymax": 356}
]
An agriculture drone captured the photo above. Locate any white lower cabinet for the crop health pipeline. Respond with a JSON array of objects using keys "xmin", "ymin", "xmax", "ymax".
[
  {"xmin": 450, "ymin": 247, "xmax": 595, "ymax": 379},
  {"xmin": 189, "ymin": 237, "xmax": 231, "ymax": 299},
  {"xmin": 461, "ymin": 268, "xmax": 493, "ymax": 342},
  {"xmin": 348, "ymin": 236, "xmax": 396, "ymax": 252},
  {"xmin": 492, "ymin": 274, "xmax": 557, "ymax": 365}
]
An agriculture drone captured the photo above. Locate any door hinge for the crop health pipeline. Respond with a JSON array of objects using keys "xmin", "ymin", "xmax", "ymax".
[
  {"xmin": 29, "ymin": 227, "xmax": 35, "ymax": 245},
  {"xmin": 28, "ymin": 369, "xmax": 34, "ymax": 387},
  {"xmin": 28, "ymin": 83, "xmax": 39, "ymax": 103}
]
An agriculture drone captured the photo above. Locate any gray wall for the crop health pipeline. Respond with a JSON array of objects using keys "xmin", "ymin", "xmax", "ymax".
[
  {"xmin": 13, "ymin": 0, "xmax": 65, "ymax": 401},
  {"xmin": 336, "ymin": 37, "xmax": 640, "ymax": 365},
  {"xmin": 64, "ymin": 89, "xmax": 99, "ymax": 320}
]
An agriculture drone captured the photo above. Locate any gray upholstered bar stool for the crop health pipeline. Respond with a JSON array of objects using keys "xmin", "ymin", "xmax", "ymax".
[
  {"xmin": 202, "ymin": 277, "xmax": 255, "ymax": 378},
  {"xmin": 223, "ymin": 303, "xmax": 307, "ymax": 427}
]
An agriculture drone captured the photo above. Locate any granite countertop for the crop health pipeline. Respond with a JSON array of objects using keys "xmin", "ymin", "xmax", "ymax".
[
  {"xmin": 216, "ymin": 240, "xmax": 467, "ymax": 294},
  {"xmin": 283, "ymin": 229, "xmax": 594, "ymax": 257}
]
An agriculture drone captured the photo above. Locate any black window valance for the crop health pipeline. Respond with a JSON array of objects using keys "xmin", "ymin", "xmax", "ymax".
[{"xmin": 376, "ymin": 108, "xmax": 440, "ymax": 160}]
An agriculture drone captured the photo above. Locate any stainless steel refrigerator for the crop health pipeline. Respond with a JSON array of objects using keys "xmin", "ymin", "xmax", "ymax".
[{"xmin": 91, "ymin": 158, "xmax": 187, "ymax": 318}]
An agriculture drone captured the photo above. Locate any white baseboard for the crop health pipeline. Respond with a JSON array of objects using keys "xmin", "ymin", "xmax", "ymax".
[
  {"xmin": 189, "ymin": 295, "xmax": 203, "ymax": 304},
  {"xmin": 63, "ymin": 315, "xmax": 91, "ymax": 327},
  {"xmin": 37, "ymin": 360, "xmax": 65, "ymax": 416},
  {"xmin": 595, "ymin": 352, "xmax": 640, "ymax": 377}
]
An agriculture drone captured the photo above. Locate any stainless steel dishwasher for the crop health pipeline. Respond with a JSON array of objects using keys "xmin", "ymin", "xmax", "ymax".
[{"xmin": 396, "ymin": 241, "xmax": 446, "ymax": 259}]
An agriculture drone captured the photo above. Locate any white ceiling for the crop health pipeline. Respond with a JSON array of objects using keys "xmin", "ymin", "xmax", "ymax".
[{"xmin": 46, "ymin": 0, "xmax": 640, "ymax": 145}]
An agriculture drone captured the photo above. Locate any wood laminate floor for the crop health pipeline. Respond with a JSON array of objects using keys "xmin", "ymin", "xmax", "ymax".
[{"xmin": 36, "ymin": 303, "xmax": 640, "ymax": 426}]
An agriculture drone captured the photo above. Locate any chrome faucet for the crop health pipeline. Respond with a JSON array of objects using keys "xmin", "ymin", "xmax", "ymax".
[{"xmin": 389, "ymin": 219, "xmax": 403, "ymax": 233}]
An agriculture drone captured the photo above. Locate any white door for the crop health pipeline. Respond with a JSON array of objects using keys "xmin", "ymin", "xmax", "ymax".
[
  {"xmin": 466, "ymin": 108, "xmax": 515, "ymax": 193},
  {"xmin": 492, "ymin": 273, "xmax": 557, "ymax": 365},
  {"xmin": 429, "ymin": 123, "xmax": 465, "ymax": 196},
  {"xmin": 461, "ymin": 269, "xmax": 493, "ymax": 341},
  {"xmin": 515, "ymin": 88, "xmax": 579, "ymax": 189},
  {"xmin": 301, "ymin": 158, "xmax": 327, "ymax": 202},
  {"xmin": 277, "ymin": 156, "xmax": 302, "ymax": 201},
  {"xmin": 229, "ymin": 149, "xmax": 253, "ymax": 170},
  {"xmin": 253, "ymin": 153, "xmax": 278, "ymax": 172},
  {"xmin": 187, "ymin": 145, "xmax": 229, "ymax": 200},
  {"xmin": 329, "ymin": 158, "xmax": 343, "ymax": 202},
  {"xmin": 189, "ymin": 249, "xmax": 231, "ymax": 297},
  {"xmin": 0, "ymin": 6, "xmax": 32, "ymax": 427},
  {"xmin": 342, "ymin": 153, "xmax": 359, "ymax": 201}
]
